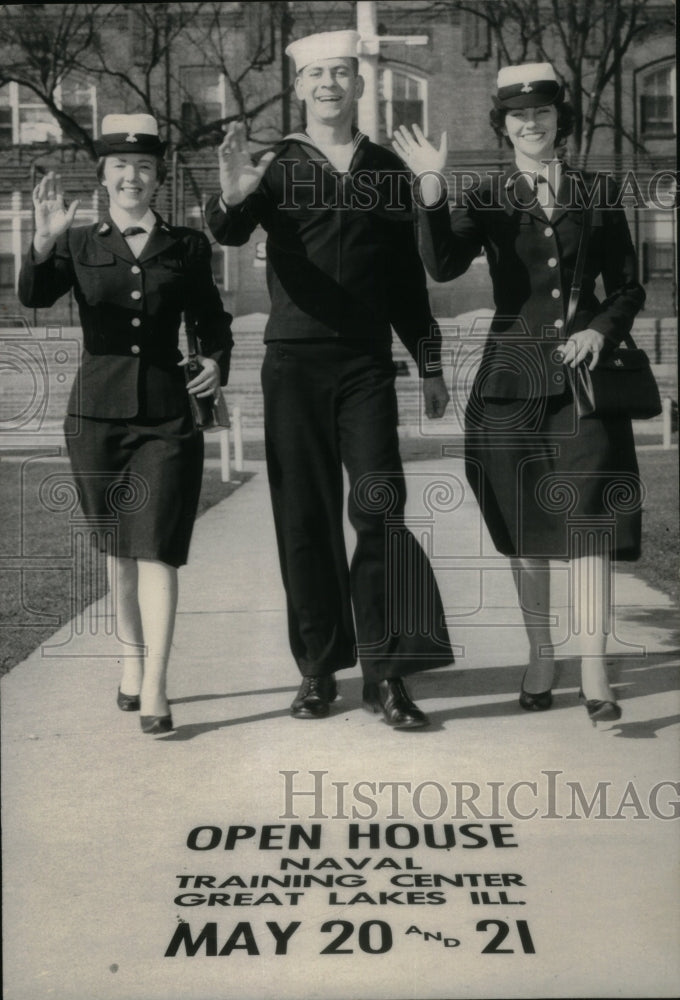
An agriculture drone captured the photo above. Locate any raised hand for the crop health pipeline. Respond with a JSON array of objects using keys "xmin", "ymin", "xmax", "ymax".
[
  {"xmin": 32, "ymin": 172, "xmax": 79, "ymax": 254},
  {"xmin": 218, "ymin": 121, "xmax": 275, "ymax": 207},
  {"xmin": 392, "ymin": 124, "xmax": 448, "ymax": 177},
  {"xmin": 392, "ymin": 125, "xmax": 448, "ymax": 207}
]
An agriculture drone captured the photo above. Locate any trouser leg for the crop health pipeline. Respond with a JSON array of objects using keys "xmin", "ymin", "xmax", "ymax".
[
  {"xmin": 338, "ymin": 357, "xmax": 454, "ymax": 682},
  {"xmin": 261, "ymin": 344, "xmax": 356, "ymax": 676}
]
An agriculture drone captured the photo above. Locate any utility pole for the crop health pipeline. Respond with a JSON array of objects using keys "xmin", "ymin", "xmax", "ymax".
[{"xmin": 356, "ymin": 0, "xmax": 427, "ymax": 141}]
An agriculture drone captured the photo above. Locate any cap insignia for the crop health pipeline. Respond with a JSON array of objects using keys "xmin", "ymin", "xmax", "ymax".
[
  {"xmin": 521, "ymin": 82, "xmax": 533, "ymax": 93},
  {"xmin": 125, "ymin": 133, "xmax": 138, "ymax": 143}
]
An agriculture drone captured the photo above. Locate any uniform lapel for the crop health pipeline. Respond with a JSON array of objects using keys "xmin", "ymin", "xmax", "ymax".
[
  {"xmin": 92, "ymin": 215, "xmax": 136, "ymax": 263},
  {"xmin": 137, "ymin": 214, "xmax": 180, "ymax": 263},
  {"xmin": 500, "ymin": 167, "xmax": 545, "ymax": 220}
]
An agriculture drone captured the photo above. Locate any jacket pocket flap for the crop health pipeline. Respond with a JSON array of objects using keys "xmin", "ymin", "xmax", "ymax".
[{"xmin": 76, "ymin": 247, "xmax": 116, "ymax": 266}]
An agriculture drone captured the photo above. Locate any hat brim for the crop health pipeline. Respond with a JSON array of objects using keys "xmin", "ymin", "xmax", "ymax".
[
  {"xmin": 94, "ymin": 135, "xmax": 167, "ymax": 157},
  {"xmin": 493, "ymin": 84, "xmax": 564, "ymax": 111}
]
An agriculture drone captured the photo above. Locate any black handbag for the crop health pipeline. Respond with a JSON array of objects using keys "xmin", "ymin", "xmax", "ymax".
[
  {"xmin": 565, "ymin": 208, "xmax": 661, "ymax": 420},
  {"xmin": 183, "ymin": 315, "xmax": 230, "ymax": 431}
]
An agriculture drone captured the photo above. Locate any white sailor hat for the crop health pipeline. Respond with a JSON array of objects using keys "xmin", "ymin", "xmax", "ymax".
[
  {"xmin": 94, "ymin": 113, "xmax": 167, "ymax": 156},
  {"xmin": 285, "ymin": 30, "xmax": 361, "ymax": 72},
  {"xmin": 493, "ymin": 63, "xmax": 563, "ymax": 109}
]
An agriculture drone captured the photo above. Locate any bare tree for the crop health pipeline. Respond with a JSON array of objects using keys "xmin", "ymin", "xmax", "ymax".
[
  {"xmin": 423, "ymin": 0, "xmax": 673, "ymax": 164},
  {"xmin": 0, "ymin": 3, "xmax": 107, "ymax": 157},
  {"xmin": 0, "ymin": 2, "xmax": 356, "ymax": 162}
]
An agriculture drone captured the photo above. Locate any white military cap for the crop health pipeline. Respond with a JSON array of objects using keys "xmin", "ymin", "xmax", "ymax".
[
  {"xmin": 285, "ymin": 30, "xmax": 361, "ymax": 72},
  {"xmin": 494, "ymin": 63, "xmax": 563, "ymax": 109},
  {"xmin": 94, "ymin": 114, "xmax": 166, "ymax": 156}
]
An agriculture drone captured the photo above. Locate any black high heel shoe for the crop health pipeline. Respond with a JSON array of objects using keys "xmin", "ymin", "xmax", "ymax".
[
  {"xmin": 140, "ymin": 713, "xmax": 174, "ymax": 734},
  {"xmin": 578, "ymin": 689, "xmax": 622, "ymax": 726},
  {"xmin": 117, "ymin": 688, "xmax": 140, "ymax": 712},
  {"xmin": 518, "ymin": 670, "xmax": 553, "ymax": 712}
]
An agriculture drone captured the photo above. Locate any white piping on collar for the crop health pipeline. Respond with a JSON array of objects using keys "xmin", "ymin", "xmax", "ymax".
[{"xmin": 282, "ymin": 131, "xmax": 368, "ymax": 156}]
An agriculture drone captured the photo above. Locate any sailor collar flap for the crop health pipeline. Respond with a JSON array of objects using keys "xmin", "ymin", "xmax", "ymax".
[{"xmin": 280, "ymin": 129, "xmax": 370, "ymax": 171}]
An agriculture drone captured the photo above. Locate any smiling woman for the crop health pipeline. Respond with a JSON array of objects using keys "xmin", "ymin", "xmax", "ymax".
[
  {"xmin": 393, "ymin": 62, "xmax": 647, "ymax": 728},
  {"xmin": 17, "ymin": 113, "xmax": 233, "ymax": 735}
]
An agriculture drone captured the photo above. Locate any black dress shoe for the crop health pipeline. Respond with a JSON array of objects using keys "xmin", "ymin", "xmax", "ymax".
[
  {"xmin": 140, "ymin": 713, "xmax": 174, "ymax": 734},
  {"xmin": 518, "ymin": 670, "xmax": 553, "ymax": 712},
  {"xmin": 362, "ymin": 678, "xmax": 429, "ymax": 729},
  {"xmin": 117, "ymin": 688, "xmax": 141, "ymax": 712},
  {"xmin": 578, "ymin": 689, "xmax": 622, "ymax": 726},
  {"xmin": 291, "ymin": 675, "xmax": 338, "ymax": 719}
]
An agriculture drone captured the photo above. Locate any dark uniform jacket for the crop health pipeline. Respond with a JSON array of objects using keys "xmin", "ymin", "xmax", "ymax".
[
  {"xmin": 416, "ymin": 167, "xmax": 645, "ymax": 398},
  {"xmin": 206, "ymin": 130, "xmax": 442, "ymax": 378},
  {"xmin": 18, "ymin": 214, "xmax": 233, "ymax": 419}
]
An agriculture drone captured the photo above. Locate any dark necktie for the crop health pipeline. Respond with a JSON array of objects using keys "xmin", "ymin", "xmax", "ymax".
[{"xmin": 122, "ymin": 226, "xmax": 146, "ymax": 237}]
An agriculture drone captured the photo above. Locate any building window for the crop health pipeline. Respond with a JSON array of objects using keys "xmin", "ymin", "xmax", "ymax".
[
  {"xmin": 0, "ymin": 79, "xmax": 96, "ymax": 146},
  {"xmin": 640, "ymin": 210, "xmax": 676, "ymax": 282},
  {"xmin": 378, "ymin": 67, "xmax": 427, "ymax": 142},
  {"xmin": 640, "ymin": 64, "xmax": 675, "ymax": 136},
  {"xmin": 0, "ymin": 217, "xmax": 15, "ymax": 293},
  {"xmin": 60, "ymin": 78, "xmax": 97, "ymax": 136},
  {"xmin": 180, "ymin": 67, "xmax": 225, "ymax": 137}
]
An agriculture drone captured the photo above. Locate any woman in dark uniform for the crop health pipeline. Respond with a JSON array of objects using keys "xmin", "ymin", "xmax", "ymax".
[
  {"xmin": 393, "ymin": 64, "xmax": 645, "ymax": 725},
  {"xmin": 19, "ymin": 114, "xmax": 233, "ymax": 734}
]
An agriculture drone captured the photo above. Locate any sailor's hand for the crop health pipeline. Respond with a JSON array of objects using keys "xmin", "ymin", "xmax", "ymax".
[{"xmin": 218, "ymin": 122, "xmax": 275, "ymax": 207}]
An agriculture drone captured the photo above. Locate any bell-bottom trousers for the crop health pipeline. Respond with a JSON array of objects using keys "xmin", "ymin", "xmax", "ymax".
[{"xmin": 261, "ymin": 340, "xmax": 454, "ymax": 683}]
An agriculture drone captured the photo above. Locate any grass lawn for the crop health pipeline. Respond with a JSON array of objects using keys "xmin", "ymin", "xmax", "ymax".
[
  {"xmin": 635, "ymin": 449, "xmax": 679, "ymax": 602},
  {"xmin": 0, "ymin": 458, "xmax": 251, "ymax": 674},
  {"xmin": 1, "ymin": 442, "xmax": 677, "ymax": 674}
]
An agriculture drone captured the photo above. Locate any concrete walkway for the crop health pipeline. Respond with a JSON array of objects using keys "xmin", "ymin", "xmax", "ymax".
[{"xmin": 2, "ymin": 455, "xmax": 679, "ymax": 1000}]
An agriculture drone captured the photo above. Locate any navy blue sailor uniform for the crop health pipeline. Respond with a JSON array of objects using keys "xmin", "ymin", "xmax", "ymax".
[
  {"xmin": 416, "ymin": 167, "xmax": 646, "ymax": 560},
  {"xmin": 18, "ymin": 214, "xmax": 233, "ymax": 567},
  {"xmin": 206, "ymin": 130, "xmax": 453, "ymax": 681}
]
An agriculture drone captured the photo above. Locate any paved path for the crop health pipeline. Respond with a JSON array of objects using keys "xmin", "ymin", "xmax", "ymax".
[{"xmin": 2, "ymin": 456, "xmax": 679, "ymax": 1000}]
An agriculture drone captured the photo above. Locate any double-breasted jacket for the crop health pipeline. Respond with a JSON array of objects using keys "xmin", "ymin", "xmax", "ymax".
[
  {"xmin": 19, "ymin": 214, "xmax": 233, "ymax": 419},
  {"xmin": 206, "ymin": 130, "xmax": 441, "ymax": 377},
  {"xmin": 416, "ymin": 167, "xmax": 645, "ymax": 398}
]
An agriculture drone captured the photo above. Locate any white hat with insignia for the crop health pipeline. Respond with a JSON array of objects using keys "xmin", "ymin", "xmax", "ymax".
[
  {"xmin": 494, "ymin": 63, "xmax": 563, "ymax": 109},
  {"xmin": 94, "ymin": 113, "xmax": 166, "ymax": 156},
  {"xmin": 285, "ymin": 30, "xmax": 361, "ymax": 72}
]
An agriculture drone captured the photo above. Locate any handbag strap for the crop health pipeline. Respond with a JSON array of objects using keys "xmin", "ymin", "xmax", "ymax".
[
  {"xmin": 565, "ymin": 205, "xmax": 592, "ymax": 337},
  {"xmin": 185, "ymin": 314, "xmax": 199, "ymax": 356}
]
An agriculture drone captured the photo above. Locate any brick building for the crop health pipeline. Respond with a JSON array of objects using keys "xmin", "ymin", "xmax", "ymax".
[{"xmin": 0, "ymin": 1, "xmax": 676, "ymax": 333}]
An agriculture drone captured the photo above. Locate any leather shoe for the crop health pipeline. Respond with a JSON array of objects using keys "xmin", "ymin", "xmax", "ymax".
[
  {"xmin": 518, "ymin": 670, "xmax": 553, "ymax": 712},
  {"xmin": 140, "ymin": 713, "xmax": 174, "ymax": 734},
  {"xmin": 117, "ymin": 688, "xmax": 141, "ymax": 712},
  {"xmin": 578, "ymin": 689, "xmax": 622, "ymax": 726},
  {"xmin": 291, "ymin": 675, "xmax": 338, "ymax": 719},
  {"xmin": 362, "ymin": 678, "xmax": 429, "ymax": 729}
]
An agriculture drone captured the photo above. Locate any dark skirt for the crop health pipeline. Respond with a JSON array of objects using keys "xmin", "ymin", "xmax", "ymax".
[
  {"xmin": 64, "ymin": 412, "xmax": 204, "ymax": 567},
  {"xmin": 464, "ymin": 389, "xmax": 642, "ymax": 561}
]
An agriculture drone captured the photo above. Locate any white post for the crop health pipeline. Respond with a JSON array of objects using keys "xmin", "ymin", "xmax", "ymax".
[
  {"xmin": 662, "ymin": 396, "xmax": 672, "ymax": 450},
  {"xmin": 219, "ymin": 428, "xmax": 231, "ymax": 482},
  {"xmin": 233, "ymin": 406, "xmax": 243, "ymax": 472},
  {"xmin": 357, "ymin": 1, "xmax": 379, "ymax": 141}
]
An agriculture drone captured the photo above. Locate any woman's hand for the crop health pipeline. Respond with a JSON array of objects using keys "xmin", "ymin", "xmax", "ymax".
[
  {"xmin": 558, "ymin": 329, "xmax": 606, "ymax": 370},
  {"xmin": 391, "ymin": 125, "xmax": 448, "ymax": 207},
  {"xmin": 32, "ymin": 172, "xmax": 79, "ymax": 256},
  {"xmin": 218, "ymin": 122, "xmax": 275, "ymax": 207},
  {"xmin": 180, "ymin": 356, "xmax": 221, "ymax": 397}
]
